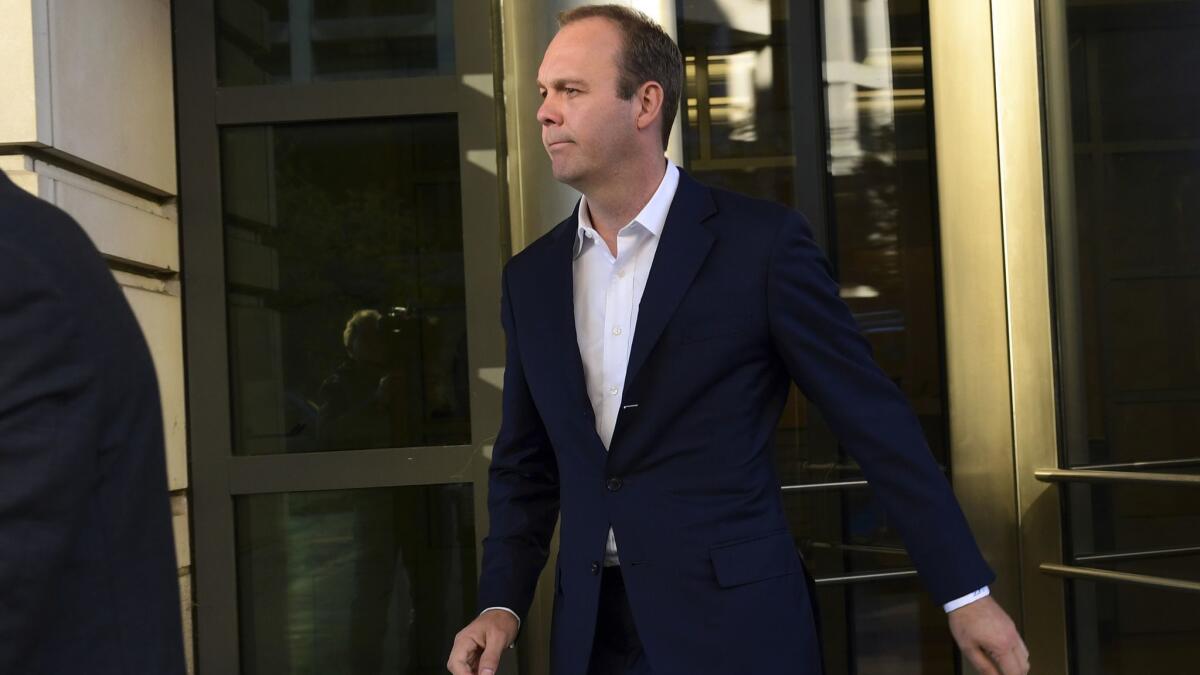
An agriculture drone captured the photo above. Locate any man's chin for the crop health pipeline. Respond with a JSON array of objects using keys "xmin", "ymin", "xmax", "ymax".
[{"xmin": 550, "ymin": 162, "xmax": 584, "ymax": 187}]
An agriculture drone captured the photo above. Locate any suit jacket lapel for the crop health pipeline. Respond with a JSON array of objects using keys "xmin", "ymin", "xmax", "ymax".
[
  {"xmin": 622, "ymin": 171, "xmax": 717, "ymax": 391},
  {"xmin": 540, "ymin": 206, "xmax": 592, "ymax": 414}
]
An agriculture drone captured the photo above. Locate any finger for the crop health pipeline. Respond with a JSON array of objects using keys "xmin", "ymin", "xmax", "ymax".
[
  {"xmin": 477, "ymin": 630, "xmax": 507, "ymax": 675},
  {"xmin": 964, "ymin": 646, "xmax": 1001, "ymax": 675},
  {"xmin": 447, "ymin": 634, "xmax": 482, "ymax": 675},
  {"xmin": 991, "ymin": 643, "xmax": 1026, "ymax": 675},
  {"xmin": 1011, "ymin": 643, "xmax": 1030, "ymax": 674}
]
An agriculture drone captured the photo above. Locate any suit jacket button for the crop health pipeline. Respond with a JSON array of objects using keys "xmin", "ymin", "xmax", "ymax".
[
  {"xmin": 606, "ymin": 477, "xmax": 623, "ymax": 492},
  {"xmin": 590, "ymin": 562, "xmax": 600, "ymax": 575}
]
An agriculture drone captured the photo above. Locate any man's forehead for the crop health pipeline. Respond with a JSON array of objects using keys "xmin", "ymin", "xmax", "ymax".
[
  {"xmin": 546, "ymin": 21, "xmax": 621, "ymax": 60},
  {"xmin": 539, "ymin": 23, "xmax": 619, "ymax": 85}
]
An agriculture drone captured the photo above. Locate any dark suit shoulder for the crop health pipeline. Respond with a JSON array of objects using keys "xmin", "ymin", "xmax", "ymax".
[
  {"xmin": 0, "ymin": 179, "xmax": 157, "ymax": 403},
  {"xmin": 704, "ymin": 183, "xmax": 810, "ymax": 240},
  {"xmin": 0, "ymin": 180, "xmax": 114, "ymax": 302},
  {"xmin": 503, "ymin": 212, "xmax": 576, "ymax": 279}
]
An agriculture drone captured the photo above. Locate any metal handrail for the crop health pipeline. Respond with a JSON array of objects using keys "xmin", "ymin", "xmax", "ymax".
[
  {"xmin": 1075, "ymin": 457, "xmax": 1200, "ymax": 472},
  {"xmin": 781, "ymin": 479, "xmax": 870, "ymax": 493},
  {"xmin": 1075, "ymin": 544, "xmax": 1200, "ymax": 564},
  {"xmin": 814, "ymin": 568, "xmax": 918, "ymax": 586},
  {"xmin": 1040, "ymin": 563, "xmax": 1200, "ymax": 593},
  {"xmin": 1034, "ymin": 468, "xmax": 1200, "ymax": 486},
  {"xmin": 807, "ymin": 541, "xmax": 909, "ymax": 557}
]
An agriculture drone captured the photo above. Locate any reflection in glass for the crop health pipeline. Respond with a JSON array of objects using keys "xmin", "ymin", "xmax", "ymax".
[
  {"xmin": 216, "ymin": 0, "xmax": 455, "ymax": 86},
  {"xmin": 1068, "ymin": 579, "xmax": 1200, "ymax": 673},
  {"xmin": 1056, "ymin": 1, "xmax": 1200, "ymax": 470},
  {"xmin": 677, "ymin": 1, "xmax": 951, "ymax": 673},
  {"xmin": 235, "ymin": 484, "xmax": 476, "ymax": 674},
  {"xmin": 816, "ymin": 580, "xmax": 956, "ymax": 675},
  {"xmin": 1065, "ymin": 483, "xmax": 1200, "ymax": 568},
  {"xmin": 1049, "ymin": 1, "xmax": 1200, "ymax": 672},
  {"xmin": 786, "ymin": 488, "xmax": 914, "ymax": 579},
  {"xmin": 220, "ymin": 116, "xmax": 470, "ymax": 455}
]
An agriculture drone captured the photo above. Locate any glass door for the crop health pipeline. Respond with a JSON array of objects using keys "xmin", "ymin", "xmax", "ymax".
[
  {"xmin": 1037, "ymin": 0, "xmax": 1200, "ymax": 672},
  {"xmin": 677, "ymin": 1, "xmax": 961, "ymax": 672},
  {"xmin": 176, "ymin": 1, "xmax": 510, "ymax": 672}
]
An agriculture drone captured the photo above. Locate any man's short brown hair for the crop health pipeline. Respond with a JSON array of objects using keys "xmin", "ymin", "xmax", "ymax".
[{"xmin": 557, "ymin": 4, "xmax": 683, "ymax": 150}]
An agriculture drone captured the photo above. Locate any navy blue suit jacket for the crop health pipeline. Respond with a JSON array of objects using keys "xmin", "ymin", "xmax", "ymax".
[
  {"xmin": 477, "ymin": 170, "xmax": 993, "ymax": 674},
  {"xmin": 0, "ymin": 171, "xmax": 185, "ymax": 674}
]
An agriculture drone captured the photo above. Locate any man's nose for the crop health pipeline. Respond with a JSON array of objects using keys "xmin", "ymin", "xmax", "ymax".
[{"xmin": 537, "ymin": 96, "xmax": 560, "ymax": 127}]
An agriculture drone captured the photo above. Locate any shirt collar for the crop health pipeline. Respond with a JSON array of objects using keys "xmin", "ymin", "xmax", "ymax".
[{"xmin": 573, "ymin": 160, "xmax": 680, "ymax": 259}]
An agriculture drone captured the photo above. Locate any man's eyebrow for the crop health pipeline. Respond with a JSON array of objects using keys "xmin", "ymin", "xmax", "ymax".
[{"xmin": 537, "ymin": 78, "xmax": 587, "ymax": 90}]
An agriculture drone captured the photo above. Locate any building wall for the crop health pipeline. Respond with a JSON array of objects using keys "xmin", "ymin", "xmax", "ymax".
[{"xmin": 0, "ymin": 0, "xmax": 192, "ymax": 671}]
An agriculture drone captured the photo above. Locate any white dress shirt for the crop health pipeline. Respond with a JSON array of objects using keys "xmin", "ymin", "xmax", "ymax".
[
  {"xmin": 574, "ymin": 161, "xmax": 681, "ymax": 567},
  {"xmin": 483, "ymin": 160, "xmax": 987, "ymax": 626}
]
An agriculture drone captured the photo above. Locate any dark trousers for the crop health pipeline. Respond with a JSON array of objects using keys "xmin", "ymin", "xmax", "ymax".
[{"xmin": 587, "ymin": 567, "xmax": 654, "ymax": 675}]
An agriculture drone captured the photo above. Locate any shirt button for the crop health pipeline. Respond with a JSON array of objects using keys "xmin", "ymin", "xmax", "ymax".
[
  {"xmin": 608, "ymin": 385, "xmax": 618, "ymax": 396},
  {"xmin": 607, "ymin": 477, "xmax": 623, "ymax": 492},
  {"xmin": 616, "ymin": 269, "xmax": 626, "ymax": 278},
  {"xmin": 612, "ymin": 326, "xmax": 622, "ymax": 336}
]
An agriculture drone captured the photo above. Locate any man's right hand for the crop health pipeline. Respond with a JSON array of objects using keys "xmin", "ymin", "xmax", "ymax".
[{"xmin": 446, "ymin": 609, "xmax": 520, "ymax": 675}]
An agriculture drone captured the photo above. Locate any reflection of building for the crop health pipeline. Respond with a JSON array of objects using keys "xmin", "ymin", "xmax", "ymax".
[{"xmin": 2, "ymin": 1, "xmax": 1197, "ymax": 674}]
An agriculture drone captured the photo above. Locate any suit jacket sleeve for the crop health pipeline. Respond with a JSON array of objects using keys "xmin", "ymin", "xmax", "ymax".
[
  {"xmin": 765, "ymin": 213, "xmax": 994, "ymax": 604},
  {"xmin": 476, "ymin": 264, "xmax": 561, "ymax": 623},
  {"xmin": 0, "ymin": 243, "xmax": 97, "ymax": 669}
]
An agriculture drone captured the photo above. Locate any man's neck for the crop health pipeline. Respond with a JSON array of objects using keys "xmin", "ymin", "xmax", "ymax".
[{"xmin": 582, "ymin": 157, "xmax": 668, "ymax": 241}]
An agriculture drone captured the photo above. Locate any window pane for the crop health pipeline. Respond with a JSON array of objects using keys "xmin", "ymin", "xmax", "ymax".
[
  {"xmin": 1065, "ymin": 483, "xmax": 1200, "ymax": 564},
  {"xmin": 1056, "ymin": 1, "xmax": 1200, "ymax": 469},
  {"xmin": 677, "ymin": 1, "xmax": 952, "ymax": 672},
  {"xmin": 1068, "ymin": 579, "xmax": 1200, "ymax": 674},
  {"xmin": 1048, "ymin": 2, "xmax": 1200, "ymax": 672},
  {"xmin": 220, "ymin": 116, "xmax": 470, "ymax": 455},
  {"xmin": 816, "ymin": 579, "xmax": 956, "ymax": 675},
  {"xmin": 787, "ymin": 488, "xmax": 916, "ymax": 578},
  {"xmin": 678, "ymin": 0, "xmax": 948, "ymax": 474},
  {"xmin": 235, "ymin": 484, "xmax": 477, "ymax": 673},
  {"xmin": 216, "ymin": 0, "xmax": 455, "ymax": 86}
]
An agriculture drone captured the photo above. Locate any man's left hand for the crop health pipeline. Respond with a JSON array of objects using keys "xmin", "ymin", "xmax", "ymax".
[{"xmin": 947, "ymin": 595, "xmax": 1030, "ymax": 675}]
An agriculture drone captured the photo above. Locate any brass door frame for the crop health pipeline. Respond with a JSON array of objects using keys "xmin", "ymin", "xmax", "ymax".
[{"xmin": 927, "ymin": 1, "xmax": 1069, "ymax": 672}]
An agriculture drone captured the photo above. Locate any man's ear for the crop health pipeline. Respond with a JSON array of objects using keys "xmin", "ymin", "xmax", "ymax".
[{"xmin": 634, "ymin": 81, "xmax": 665, "ymax": 135}]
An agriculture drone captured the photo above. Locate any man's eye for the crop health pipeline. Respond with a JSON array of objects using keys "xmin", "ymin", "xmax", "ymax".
[
  {"xmin": 539, "ymin": 90, "xmax": 547, "ymax": 99},
  {"xmin": 565, "ymin": 88, "xmax": 579, "ymax": 95}
]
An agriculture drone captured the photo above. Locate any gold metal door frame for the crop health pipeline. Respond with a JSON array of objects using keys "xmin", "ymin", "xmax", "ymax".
[{"xmin": 927, "ymin": 0, "xmax": 1069, "ymax": 671}]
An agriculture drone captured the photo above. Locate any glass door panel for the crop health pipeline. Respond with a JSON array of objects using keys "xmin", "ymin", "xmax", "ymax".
[
  {"xmin": 677, "ymin": 1, "xmax": 955, "ymax": 672},
  {"xmin": 220, "ymin": 116, "xmax": 471, "ymax": 456},
  {"xmin": 216, "ymin": 0, "xmax": 456, "ymax": 85},
  {"xmin": 1042, "ymin": 1, "xmax": 1200, "ymax": 672},
  {"xmin": 235, "ymin": 484, "xmax": 477, "ymax": 673},
  {"xmin": 176, "ymin": 1, "xmax": 505, "ymax": 672}
]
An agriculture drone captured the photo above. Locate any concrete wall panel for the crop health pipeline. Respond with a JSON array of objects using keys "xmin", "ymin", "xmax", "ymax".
[
  {"xmin": 0, "ymin": 0, "xmax": 40, "ymax": 144},
  {"xmin": 41, "ymin": 165, "xmax": 180, "ymax": 272},
  {"xmin": 48, "ymin": 0, "xmax": 177, "ymax": 193},
  {"xmin": 0, "ymin": 155, "xmax": 41, "ymax": 194},
  {"xmin": 121, "ymin": 281, "xmax": 188, "ymax": 492}
]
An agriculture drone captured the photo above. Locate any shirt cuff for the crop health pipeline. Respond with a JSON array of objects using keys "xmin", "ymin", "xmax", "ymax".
[
  {"xmin": 942, "ymin": 586, "xmax": 990, "ymax": 613},
  {"xmin": 480, "ymin": 606, "xmax": 522, "ymax": 634}
]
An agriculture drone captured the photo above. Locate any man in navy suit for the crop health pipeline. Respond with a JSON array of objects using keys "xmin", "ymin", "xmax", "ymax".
[
  {"xmin": 449, "ymin": 5, "xmax": 1029, "ymax": 674},
  {"xmin": 0, "ymin": 168, "xmax": 186, "ymax": 674}
]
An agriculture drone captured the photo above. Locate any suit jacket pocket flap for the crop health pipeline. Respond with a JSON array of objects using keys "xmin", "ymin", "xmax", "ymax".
[{"xmin": 709, "ymin": 531, "xmax": 801, "ymax": 588}]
